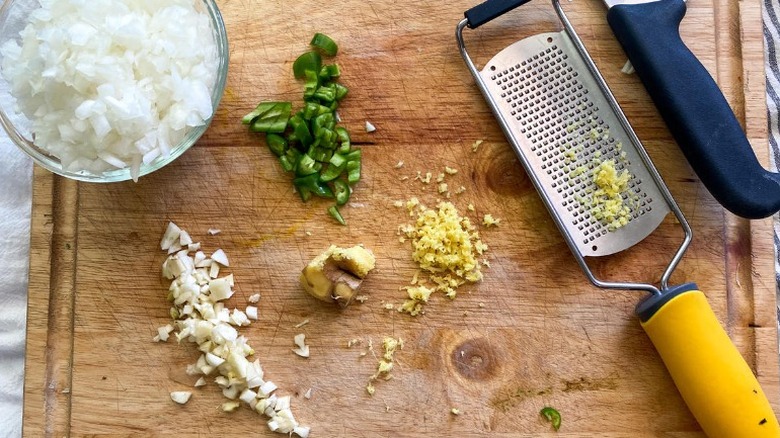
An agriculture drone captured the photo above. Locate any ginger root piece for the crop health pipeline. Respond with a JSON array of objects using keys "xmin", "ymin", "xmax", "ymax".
[{"xmin": 300, "ymin": 245, "xmax": 375, "ymax": 308}]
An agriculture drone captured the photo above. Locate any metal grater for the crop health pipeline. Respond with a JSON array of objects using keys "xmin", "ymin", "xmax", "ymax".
[
  {"xmin": 457, "ymin": 0, "xmax": 691, "ymax": 295},
  {"xmin": 456, "ymin": 3, "xmax": 780, "ymax": 433}
]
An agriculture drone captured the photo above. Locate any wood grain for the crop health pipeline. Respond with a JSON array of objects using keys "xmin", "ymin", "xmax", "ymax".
[{"xmin": 23, "ymin": 0, "xmax": 778, "ymax": 436}]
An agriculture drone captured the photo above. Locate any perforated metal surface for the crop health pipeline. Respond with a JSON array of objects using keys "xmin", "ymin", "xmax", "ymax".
[{"xmin": 481, "ymin": 31, "xmax": 669, "ymax": 257}]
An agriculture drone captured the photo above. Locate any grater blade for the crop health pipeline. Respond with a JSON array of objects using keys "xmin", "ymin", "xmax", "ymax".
[{"xmin": 479, "ymin": 30, "xmax": 669, "ymax": 257}]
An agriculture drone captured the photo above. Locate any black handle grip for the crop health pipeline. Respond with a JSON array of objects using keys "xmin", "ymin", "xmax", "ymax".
[
  {"xmin": 607, "ymin": 0, "xmax": 780, "ymax": 219},
  {"xmin": 465, "ymin": 0, "xmax": 533, "ymax": 29}
]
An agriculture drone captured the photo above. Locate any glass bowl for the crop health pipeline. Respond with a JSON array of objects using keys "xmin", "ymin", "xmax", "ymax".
[{"xmin": 0, "ymin": 0, "xmax": 229, "ymax": 182}]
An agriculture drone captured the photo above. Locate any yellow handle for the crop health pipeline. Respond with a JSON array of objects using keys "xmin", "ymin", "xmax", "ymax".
[{"xmin": 641, "ymin": 288, "xmax": 779, "ymax": 438}]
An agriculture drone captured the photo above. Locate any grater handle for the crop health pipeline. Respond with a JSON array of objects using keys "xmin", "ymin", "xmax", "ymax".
[
  {"xmin": 639, "ymin": 285, "xmax": 780, "ymax": 437},
  {"xmin": 606, "ymin": 0, "xmax": 780, "ymax": 219},
  {"xmin": 464, "ymin": 0, "xmax": 532, "ymax": 29}
]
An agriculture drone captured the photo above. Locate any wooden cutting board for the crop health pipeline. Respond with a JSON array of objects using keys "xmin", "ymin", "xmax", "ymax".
[{"xmin": 23, "ymin": 0, "xmax": 779, "ymax": 436}]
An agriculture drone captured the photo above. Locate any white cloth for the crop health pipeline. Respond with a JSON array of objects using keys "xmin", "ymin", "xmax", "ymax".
[{"xmin": 0, "ymin": 135, "xmax": 31, "ymax": 438}]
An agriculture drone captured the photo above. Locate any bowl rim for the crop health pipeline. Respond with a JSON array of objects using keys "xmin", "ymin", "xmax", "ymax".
[{"xmin": 0, "ymin": 0, "xmax": 230, "ymax": 183}]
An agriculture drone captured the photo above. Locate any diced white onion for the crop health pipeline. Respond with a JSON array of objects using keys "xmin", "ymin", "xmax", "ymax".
[{"xmin": 0, "ymin": 1, "xmax": 219, "ymax": 180}]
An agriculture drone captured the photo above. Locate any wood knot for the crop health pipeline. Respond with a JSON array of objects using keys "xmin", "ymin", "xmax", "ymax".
[
  {"xmin": 482, "ymin": 147, "xmax": 532, "ymax": 197},
  {"xmin": 451, "ymin": 338, "xmax": 499, "ymax": 380}
]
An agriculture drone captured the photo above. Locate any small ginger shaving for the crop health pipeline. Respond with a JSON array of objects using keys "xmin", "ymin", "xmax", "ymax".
[{"xmin": 366, "ymin": 337, "xmax": 403, "ymax": 396}]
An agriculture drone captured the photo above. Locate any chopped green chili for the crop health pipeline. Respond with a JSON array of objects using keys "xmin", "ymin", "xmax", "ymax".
[
  {"xmin": 294, "ymin": 173, "xmax": 333, "ymax": 198},
  {"xmin": 333, "ymin": 180, "xmax": 350, "ymax": 206},
  {"xmin": 335, "ymin": 83, "xmax": 349, "ymax": 100},
  {"xmin": 328, "ymin": 205, "xmax": 346, "ymax": 225},
  {"xmin": 312, "ymin": 113, "xmax": 335, "ymax": 136},
  {"xmin": 346, "ymin": 160, "xmax": 361, "ymax": 185},
  {"xmin": 344, "ymin": 149, "xmax": 362, "ymax": 162},
  {"xmin": 266, "ymin": 134, "xmax": 287, "ymax": 157},
  {"xmin": 319, "ymin": 162, "xmax": 345, "ymax": 182},
  {"xmin": 540, "ymin": 407, "xmax": 561, "ymax": 431},
  {"xmin": 313, "ymin": 83, "xmax": 337, "ymax": 103},
  {"xmin": 310, "ymin": 33, "xmax": 338, "ymax": 56},
  {"xmin": 279, "ymin": 155, "xmax": 294, "ymax": 173},
  {"xmin": 335, "ymin": 127, "xmax": 350, "ymax": 153},
  {"xmin": 243, "ymin": 34, "xmax": 360, "ymax": 224},
  {"xmin": 303, "ymin": 70, "xmax": 320, "ymax": 100},
  {"xmin": 244, "ymin": 102, "xmax": 292, "ymax": 133},
  {"xmin": 293, "ymin": 51, "xmax": 322, "ymax": 79},
  {"xmin": 329, "ymin": 152, "xmax": 347, "ymax": 168},
  {"xmin": 290, "ymin": 115, "xmax": 313, "ymax": 148},
  {"xmin": 295, "ymin": 154, "xmax": 318, "ymax": 177},
  {"xmin": 319, "ymin": 64, "xmax": 341, "ymax": 81}
]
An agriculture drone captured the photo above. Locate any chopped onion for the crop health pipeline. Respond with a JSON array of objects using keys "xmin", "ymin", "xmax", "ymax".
[
  {"xmin": 365, "ymin": 121, "xmax": 376, "ymax": 132},
  {"xmin": 0, "ymin": 1, "xmax": 220, "ymax": 180},
  {"xmin": 247, "ymin": 293, "xmax": 261, "ymax": 304},
  {"xmin": 246, "ymin": 306, "xmax": 258, "ymax": 320},
  {"xmin": 194, "ymin": 377, "xmax": 207, "ymax": 388}
]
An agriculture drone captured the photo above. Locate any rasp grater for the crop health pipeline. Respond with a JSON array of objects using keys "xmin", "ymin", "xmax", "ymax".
[{"xmin": 456, "ymin": 0, "xmax": 779, "ymax": 436}]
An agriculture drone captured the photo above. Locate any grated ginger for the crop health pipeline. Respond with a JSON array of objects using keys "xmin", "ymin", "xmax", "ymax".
[
  {"xmin": 366, "ymin": 337, "xmax": 403, "ymax": 396},
  {"xmin": 398, "ymin": 201, "xmax": 487, "ymax": 315},
  {"xmin": 482, "ymin": 214, "xmax": 501, "ymax": 227},
  {"xmin": 589, "ymin": 159, "xmax": 632, "ymax": 230}
]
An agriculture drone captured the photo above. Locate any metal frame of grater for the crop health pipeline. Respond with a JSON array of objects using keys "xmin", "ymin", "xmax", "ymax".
[{"xmin": 456, "ymin": 0, "xmax": 692, "ymax": 297}]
